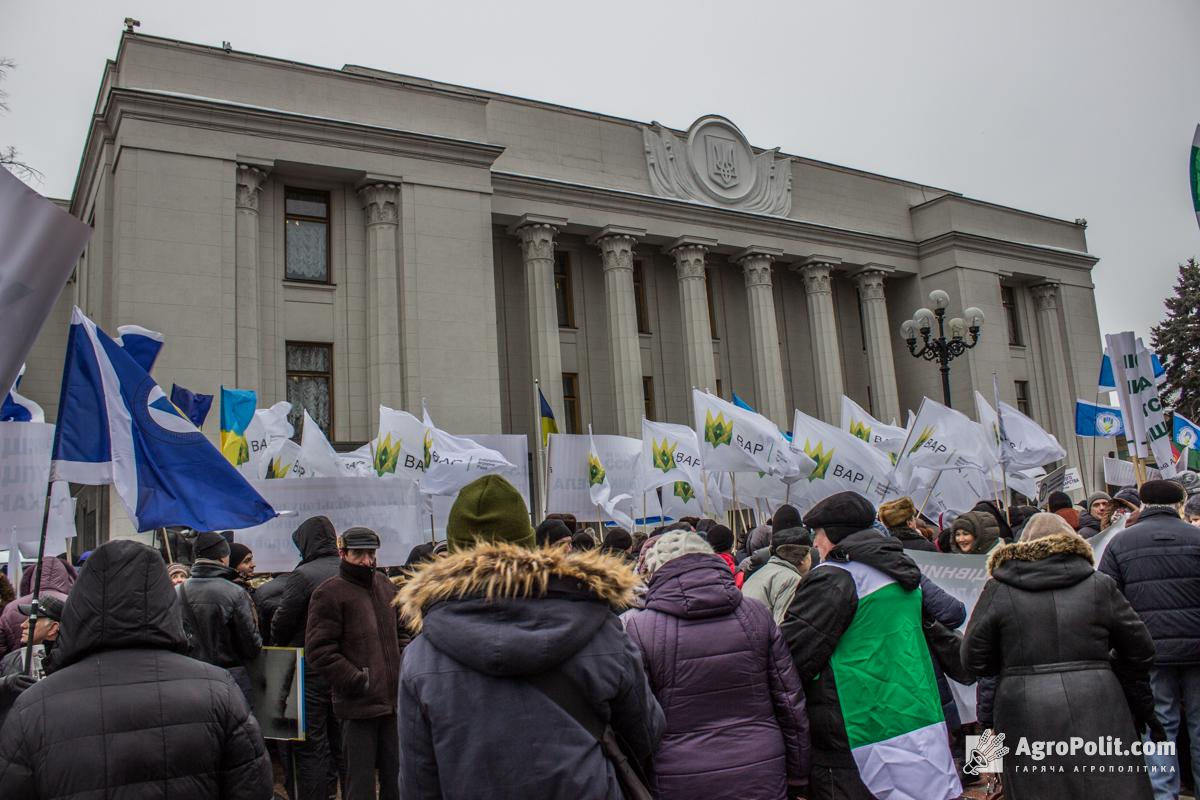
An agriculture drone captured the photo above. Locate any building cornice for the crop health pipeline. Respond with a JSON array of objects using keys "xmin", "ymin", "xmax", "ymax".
[
  {"xmin": 491, "ymin": 171, "xmax": 921, "ymax": 262},
  {"xmin": 72, "ymin": 88, "xmax": 505, "ymax": 216},
  {"xmin": 917, "ymin": 230, "xmax": 1099, "ymax": 272}
]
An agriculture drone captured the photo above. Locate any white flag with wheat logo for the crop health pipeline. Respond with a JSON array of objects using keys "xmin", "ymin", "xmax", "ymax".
[{"xmin": 790, "ymin": 409, "xmax": 903, "ymax": 506}]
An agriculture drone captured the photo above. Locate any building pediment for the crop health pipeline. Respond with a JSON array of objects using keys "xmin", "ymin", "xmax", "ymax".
[{"xmin": 641, "ymin": 115, "xmax": 792, "ymax": 216}]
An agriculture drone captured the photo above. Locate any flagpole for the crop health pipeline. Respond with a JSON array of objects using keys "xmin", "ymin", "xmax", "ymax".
[
  {"xmin": 729, "ymin": 472, "xmax": 739, "ymax": 539},
  {"xmin": 533, "ymin": 379, "xmax": 546, "ymax": 520},
  {"xmin": 21, "ymin": 481, "xmax": 53, "ymax": 676},
  {"xmin": 916, "ymin": 469, "xmax": 944, "ymax": 520},
  {"xmin": 642, "ymin": 492, "xmax": 648, "ymax": 535}
]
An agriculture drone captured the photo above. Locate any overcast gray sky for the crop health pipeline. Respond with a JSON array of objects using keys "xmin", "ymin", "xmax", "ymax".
[{"xmin": 3, "ymin": 0, "xmax": 1197, "ymax": 343}]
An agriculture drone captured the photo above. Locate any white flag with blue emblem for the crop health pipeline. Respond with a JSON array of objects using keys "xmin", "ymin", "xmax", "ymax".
[{"xmin": 50, "ymin": 308, "xmax": 276, "ymax": 532}]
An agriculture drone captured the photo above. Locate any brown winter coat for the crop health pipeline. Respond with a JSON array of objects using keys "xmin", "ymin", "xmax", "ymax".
[{"xmin": 305, "ymin": 559, "xmax": 400, "ymax": 720}]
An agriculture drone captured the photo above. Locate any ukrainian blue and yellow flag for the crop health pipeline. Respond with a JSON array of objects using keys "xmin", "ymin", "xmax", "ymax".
[
  {"xmin": 220, "ymin": 387, "xmax": 257, "ymax": 466},
  {"xmin": 539, "ymin": 388, "xmax": 558, "ymax": 447}
]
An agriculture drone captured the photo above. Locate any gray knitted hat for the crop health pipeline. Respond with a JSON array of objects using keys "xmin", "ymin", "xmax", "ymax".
[{"xmin": 641, "ymin": 531, "xmax": 713, "ymax": 577}]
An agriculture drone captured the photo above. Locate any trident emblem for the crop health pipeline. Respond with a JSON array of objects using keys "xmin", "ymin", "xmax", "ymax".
[{"xmin": 706, "ymin": 136, "xmax": 738, "ymax": 188}]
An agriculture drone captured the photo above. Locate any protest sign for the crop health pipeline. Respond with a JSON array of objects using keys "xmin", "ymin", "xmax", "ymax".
[
  {"xmin": 0, "ymin": 422, "xmax": 54, "ymax": 543},
  {"xmin": 232, "ymin": 477, "xmax": 423, "ymax": 572},
  {"xmin": 1103, "ymin": 457, "xmax": 1161, "ymax": 488},
  {"xmin": 908, "ymin": 550, "xmax": 990, "ymax": 723},
  {"xmin": 245, "ymin": 646, "xmax": 305, "ymax": 741}
]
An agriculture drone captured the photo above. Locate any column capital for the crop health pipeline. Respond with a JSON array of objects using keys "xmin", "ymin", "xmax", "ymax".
[
  {"xmin": 735, "ymin": 247, "xmax": 781, "ymax": 289},
  {"xmin": 592, "ymin": 229, "xmax": 640, "ymax": 272},
  {"xmin": 1030, "ymin": 282, "xmax": 1060, "ymax": 311},
  {"xmin": 853, "ymin": 267, "xmax": 891, "ymax": 300},
  {"xmin": 235, "ymin": 164, "xmax": 269, "ymax": 212},
  {"xmin": 358, "ymin": 182, "xmax": 400, "ymax": 225},
  {"xmin": 799, "ymin": 261, "xmax": 839, "ymax": 295}
]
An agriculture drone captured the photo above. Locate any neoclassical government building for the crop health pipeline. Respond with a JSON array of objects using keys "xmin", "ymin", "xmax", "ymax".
[{"xmin": 26, "ymin": 32, "xmax": 1105, "ymax": 537}]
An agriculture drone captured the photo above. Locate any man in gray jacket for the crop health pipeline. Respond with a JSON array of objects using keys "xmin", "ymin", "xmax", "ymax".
[{"xmin": 742, "ymin": 527, "xmax": 812, "ymax": 623}]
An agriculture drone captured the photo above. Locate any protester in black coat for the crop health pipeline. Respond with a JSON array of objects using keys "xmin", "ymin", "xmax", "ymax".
[
  {"xmin": 270, "ymin": 515, "xmax": 344, "ymax": 800},
  {"xmin": 0, "ymin": 540, "xmax": 272, "ymax": 799},
  {"xmin": 179, "ymin": 561, "xmax": 262, "ymax": 684},
  {"xmin": 965, "ymin": 525, "xmax": 1157, "ymax": 799},
  {"xmin": 253, "ymin": 573, "xmax": 288, "ymax": 646}
]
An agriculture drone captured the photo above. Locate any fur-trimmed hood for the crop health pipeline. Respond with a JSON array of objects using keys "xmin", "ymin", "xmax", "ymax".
[
  {"xmin": 987, "ymin": 533, "xmax": 1095, "ymax": 592},
  {"xmin": 397, "ymin": 541, "xmax": 637, "ymax": 630},
  {"xmin": 396, "ymin": 541, "xmax": 638, "ymax": 678}
]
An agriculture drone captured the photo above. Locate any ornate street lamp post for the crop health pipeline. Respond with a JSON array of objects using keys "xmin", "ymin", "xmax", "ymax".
[{"xmin": 900, "ymin": 290, "xmax": 985, "ymax": 408}]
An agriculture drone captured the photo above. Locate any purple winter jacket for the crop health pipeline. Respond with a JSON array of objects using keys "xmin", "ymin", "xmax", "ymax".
[{"xmin": 624, "ymin": 553, "xmax": 810, "ymax": 799}]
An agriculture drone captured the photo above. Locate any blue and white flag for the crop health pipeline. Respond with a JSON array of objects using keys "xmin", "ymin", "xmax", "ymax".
[
  {"xmin": 1099, "ymin": 351, "xmax": 1165, "ymax": 392},
  {"xmin": 1074, "ymin": 399, "xmax": 1125, "ymax": 438},
  {"xmin": 1, "ymin": 364, "xmax": 45, "ymax": 422},
  {"xmin": 116, "ymin": 325, "xmax": 164, "ymax": 373},
  {"xmin": 170, "ymin": 384, "xmax": 213, "ymax": 429},
  {"xmin": 51, "ymin": 307, "xmax": 276, "ymax": 532},
  {"xmin": 1173, "ymin": 413, "xmax": 1200, "ymax": 451}
]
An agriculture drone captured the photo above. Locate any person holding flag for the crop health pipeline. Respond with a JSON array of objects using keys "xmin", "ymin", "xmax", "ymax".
[{"xmin": 781, "ymin": 491, "xmax": 960, "ymax": 800}]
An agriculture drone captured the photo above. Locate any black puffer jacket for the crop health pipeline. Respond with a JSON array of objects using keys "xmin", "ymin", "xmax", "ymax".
[
  {"xmin": 1077, "ymin": 511, "xmax": 1103, "ymax": 539},
  {"xmin": 965, "ymin": 533, "xmax": 1156, "ymax": 799},
  {"xmin": 781, "ymin": 530, "xmax": 958, "ymax": 799},
  {"xmin": 396, "ymin": 542, "xmax": 665, "ymax": 800},
  {"xmin": 890, "ymin": 525, "xmax": 936, "ymax": 551},
  {"xmin": 1099, "ymin": 505, "xmax": 1200, "ymax": 665},
  {"xmin": 271, "ymin": 516, "xmax": 339, "ymax": 648},
  {"xmin": 179, "ymin": 560, "xmax": 262, "ymax": 668},
  {"xmin": 0, "ymin": 540, "xmax": 272, "ymax": 799}
]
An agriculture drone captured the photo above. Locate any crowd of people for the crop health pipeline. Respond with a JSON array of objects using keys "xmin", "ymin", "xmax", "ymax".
[{"xmin": 0, "ymin": 470, "xmax": 1197, "ymax": 800}]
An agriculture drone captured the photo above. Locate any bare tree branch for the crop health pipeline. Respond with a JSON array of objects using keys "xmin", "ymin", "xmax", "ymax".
[{"xmin": 0, "ymin": 57, "xmax": 42, "ymax": 182}]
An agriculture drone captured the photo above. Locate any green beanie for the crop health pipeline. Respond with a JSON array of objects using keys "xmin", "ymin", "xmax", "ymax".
[{"xmin": 447, "ymin": 475, "xmax": 535, "ymax": 551}]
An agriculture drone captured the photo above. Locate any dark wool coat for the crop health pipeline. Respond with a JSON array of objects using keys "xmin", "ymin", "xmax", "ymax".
[
  {"xmin": 1098, "ymin": 506, "xmax": 1200, "ymax": 666},
  {"xmin": 396, "ymin": 541, "xmax": 665, "ymax": 800},
  {"xmin": 964, "ymin": 533, "xmax": 1156, "ymax": 800},
  {"xmin": 889, "ymin": 525, "xmax": 937, "ymax": 551},
  {"xmin": 271, "ymin": 516, "xmax": 340, "ymax": 648},
  {"xmin": 305, "ymin": 559, "xmax": 400, "ymax": 719},
  {"xmin": 624, "ymin": 553, "xmax": 809, "ymax": 800},
  {"xmin": 0, "ymin": 540, "xmax": 272, "ymax": 799}
]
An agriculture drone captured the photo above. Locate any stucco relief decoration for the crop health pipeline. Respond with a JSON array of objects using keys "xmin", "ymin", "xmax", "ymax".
[
  {"xmin": 1031, "ymin": 283, "xmax": 1060, "ymax": 312},
  {"xmin": 642, "ymin": 115, "xmax": 793, "ymax": 216},
  {"xmin": 360, "ymin": 183, "xmax": 400, "ymax": 226},
  {"xmin": 235, "ymin": 165, "xmax": 269, "ymax": 213}
]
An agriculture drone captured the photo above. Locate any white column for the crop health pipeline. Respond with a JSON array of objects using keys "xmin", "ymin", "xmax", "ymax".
[
  {"xmin": 735, "ymin": 247, "xmax": 788, "ymax": 428},
  {"xmin": 1031, "ymin": 283, "xmax": 1076, "ymax": 467},
  {"xmin": 799, "ymin": 256, "xmax": 846, "ymax": 423},
  {"xmin": 592, "ymin": 226, "xmax": 646, "ymax": 437},
  {"xmin": 669, "ymin": 237, "xmax": 718, "ymax": 394},
  {"xmin": 359, "ymin": 182, "xmax": 404, "ymax": 411},
  {"xmin": 235, "ymin": 164, "xmax": 268, "ymax": 390},
  {"xmin": 511, "ymin": 215, "xmax": 568, "ymax": 424},
  {"xmin": 855, "ymin": 267, "xmax": 901, "ymax": 424}
]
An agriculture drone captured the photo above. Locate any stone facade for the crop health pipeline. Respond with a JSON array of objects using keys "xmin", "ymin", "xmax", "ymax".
[{"xmin": 29, "ymin": 33, "xmax": 1105, "ymax": 541}]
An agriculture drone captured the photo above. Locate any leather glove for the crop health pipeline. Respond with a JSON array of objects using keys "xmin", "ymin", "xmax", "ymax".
[{"xmin": 0, "ymin": 672, "xmax": 37, "ymax": 702}]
